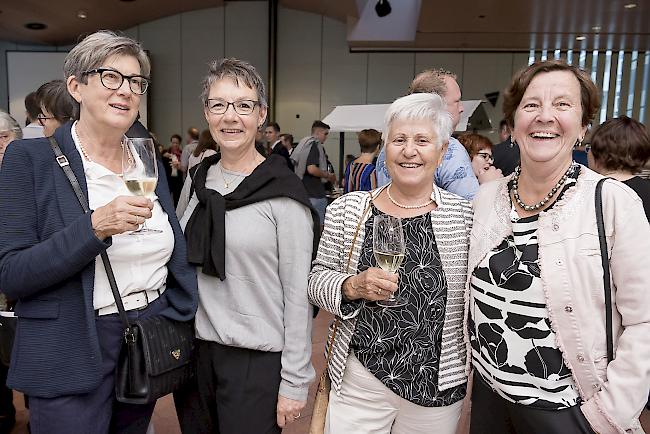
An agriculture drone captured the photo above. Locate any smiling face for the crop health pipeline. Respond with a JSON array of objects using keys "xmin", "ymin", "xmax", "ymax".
[
  {"xmin": 204, "ymin": 77, "xmax": 267, "ymax": 155},
  {"xmin": 513, "ymin": 70, "xmax": 587, "ymax": 168},
  {"xmin": 39, "ymin": 106, "xmax": 61, "ymax": 137},
  {"xmin": 67, "ymin": 54, "xmax": 141, "ymax": 135},
  {"xmin": 385, "ymin": 118, "xmax": 447, "ymax": 190}
]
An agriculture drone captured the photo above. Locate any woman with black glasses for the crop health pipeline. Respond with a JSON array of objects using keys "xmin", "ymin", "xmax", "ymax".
[
  {"xmin": 0, "ymin": 31, "xmax": 197, "ymax": 434},
  {"xmin": 175, "ymin": 58, "xmax": 320, "ymax": 433},
  {"xmin": 35, "ymin": 79, "xmax": 74, "ymax": 137},
  {"xmin": 458, "ymin": 133, "xmax": 503, "ymax": 184}
]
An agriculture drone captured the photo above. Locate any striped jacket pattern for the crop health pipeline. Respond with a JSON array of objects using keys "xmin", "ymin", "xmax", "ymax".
[{"xmin": 308, "ymin": 185, "xmax": 473, "ymax": 395}]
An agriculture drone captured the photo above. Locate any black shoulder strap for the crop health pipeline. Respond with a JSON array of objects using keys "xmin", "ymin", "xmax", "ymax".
[
  {"xmin": 48, "ymin": 136, "xmax": 133, "ymax": 336},
  {"xmin": 595, "ymin": 177, "xmax": 613, "ymax": 363}
]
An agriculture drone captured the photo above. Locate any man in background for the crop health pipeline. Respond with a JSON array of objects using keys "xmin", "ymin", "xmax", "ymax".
[
  {"xmin": 21, "ymin": 91, "xmax": 44, "ymax": 139},
  {"xmin": 492, "ymin": 119, "xmax": 520, "ymax": 176}
]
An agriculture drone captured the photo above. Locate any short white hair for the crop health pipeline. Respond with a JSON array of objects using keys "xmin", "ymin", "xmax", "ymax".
[
  {"xmin": 382, "ymin": 93, "xmax": 453, "ymax": 148},
  {"xmin": 0, "ymin": 110, "xmax": 22, "ymax": 140}
]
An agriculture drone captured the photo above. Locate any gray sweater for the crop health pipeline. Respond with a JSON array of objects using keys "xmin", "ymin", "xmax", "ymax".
[{"xmin": 178, "ymin": 163, "xmax": 315, "ymax": 400}]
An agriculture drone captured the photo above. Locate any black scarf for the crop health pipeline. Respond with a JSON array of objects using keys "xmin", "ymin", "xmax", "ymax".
[{"xmin": 185, "ymin": 153, "xmax": 321, "ymax": 280}]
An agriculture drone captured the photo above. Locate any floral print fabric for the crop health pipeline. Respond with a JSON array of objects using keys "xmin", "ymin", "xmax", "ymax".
[{"xmin": 351, "ymin": 205, "xmax": 466, "ymax": 407}]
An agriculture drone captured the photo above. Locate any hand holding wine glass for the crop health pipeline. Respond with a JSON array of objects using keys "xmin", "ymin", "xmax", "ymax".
[
  {"xmin": 122, "ymin": 137, "xmax": 161, "ymax": 235},
  {"xmin": 373, "ymin": 214, "xmax": 407, "ymax": 307}
]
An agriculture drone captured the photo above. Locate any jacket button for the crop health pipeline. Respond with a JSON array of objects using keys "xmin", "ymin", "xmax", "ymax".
[
  {"xmin": 553, "ymin": 223, "xmax": 560, "ymax": 231},
  {"xmin": 565, "ymin": 305, "xmax": 573, "ymax": 313},
  {"xmin": 556, "ymin": 259, "xmax": 564, "ymax": 266},
  {"xmin": 577, "ymin": 354, "xmax": 585, "ymax": 362},
  {"xmin": 593, "ymin": 383, "xmax": 600, "ymax": 389}
]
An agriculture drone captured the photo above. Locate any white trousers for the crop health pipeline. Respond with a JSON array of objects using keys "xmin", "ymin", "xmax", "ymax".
[{"xmin": 325, "ymin": 354, "xmax": 463, "ymax": 434}]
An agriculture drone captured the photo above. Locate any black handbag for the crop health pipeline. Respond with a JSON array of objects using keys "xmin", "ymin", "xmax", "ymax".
[
  {"xmin": 594, "ymin": 178, "xmax": 613, "ymax": 363},
  {"xmin": 0, "ymin": 312, "xmax": 16, "ymax": 367},
  {"xmin": 49, "ymin": 136, "xmax": 195, "ymax": 404}
]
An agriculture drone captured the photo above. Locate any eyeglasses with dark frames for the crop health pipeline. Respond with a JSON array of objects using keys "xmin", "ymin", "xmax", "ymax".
[
  {"xmin": 37, "ymin": 115, "xmax": 55, "ymax": 126},
  {"xmin": 476, "ymin": 151, "xmax": 494, "ymax": 162},
  {"xmin": 205, "ymin": 99, "xmax": 259, "ymax": 115},
  {"xmin": 83, "ymin": 68, "xmax": 150, "ymax": 95}
]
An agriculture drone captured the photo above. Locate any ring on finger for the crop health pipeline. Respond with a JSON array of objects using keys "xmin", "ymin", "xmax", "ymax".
[{"xmin": 376, "ymin": 289, "xmax": 382, "ymax": 295}]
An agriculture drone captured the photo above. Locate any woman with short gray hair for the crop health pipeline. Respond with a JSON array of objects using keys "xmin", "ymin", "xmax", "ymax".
[
  {"xmin": 308, "ymin": 92, "xmax": 472, "ymax": 433},
  {"xmin": 0, "ymin": 30, "xmax": 197, "ymax": 434},
  {"xmin": 0, "ymin": 110, "xmax": 22, "ymax": 166},
  {"xmin": 175, "ymin": 57, "xmax": 320, "ymax": 433}
]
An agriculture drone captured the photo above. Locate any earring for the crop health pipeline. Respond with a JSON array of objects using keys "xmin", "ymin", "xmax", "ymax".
[{"xmin": 574, "ymin": 138, "xmax": 583, "ymax": 148}]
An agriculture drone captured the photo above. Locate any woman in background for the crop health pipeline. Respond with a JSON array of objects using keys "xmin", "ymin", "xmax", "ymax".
[
  {"xmin": 343, "ymin": 129, "xmax": 381, "ymax": 193},
  {"xmin": 587, "ymin": 116, "xmax": 650, "ymax": 221},
  {"xmin": 35, "ymin": 79, "xmax": 74, "ymax": 137},
  {"xmin": 458, "ymin": 133, "xmax": 503, "ymax": 184},
  {"xmin": 188, "ymin": 128, "xmax": 218, "ymax": 171}
]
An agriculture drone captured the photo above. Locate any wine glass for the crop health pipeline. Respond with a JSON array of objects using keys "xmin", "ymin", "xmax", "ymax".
[
  {"xmin": 122, "ymin": 137, "xmax": 162, "ymax": 235},
  {"xmin": 373, "ymin": 214, "xmax": 407, "ymax": 307}
]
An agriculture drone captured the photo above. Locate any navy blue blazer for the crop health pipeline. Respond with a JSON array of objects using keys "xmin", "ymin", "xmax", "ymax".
[{"xmin": 0, "ymin": 122, "xmax": 198, "ymax": 398}]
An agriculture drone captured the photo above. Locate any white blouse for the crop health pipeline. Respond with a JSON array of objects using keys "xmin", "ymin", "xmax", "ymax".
[{"xmin": 71, "ymin": 123, "xmax": 175, "ymax": 310}]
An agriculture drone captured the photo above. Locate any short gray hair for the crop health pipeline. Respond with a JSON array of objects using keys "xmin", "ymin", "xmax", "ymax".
[
  {"xmin": 200, "ymin": 58, "xmax": 267, "ymax": 108},
  {"xmin": 383, "ymin": 93, "xmax": 453, "ymax": 148},
  {"xmin": 64, "ymin": 31, "xmax": 150, "ymax": 118},
  {"xmin": 0, "ymin": 110, "xmax": 22, "ymax": 140}
]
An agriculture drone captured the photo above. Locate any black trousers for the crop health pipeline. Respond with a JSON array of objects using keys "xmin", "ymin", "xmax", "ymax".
[
  {"xmin": 175, "ymin": 340, "xmax": 282, "ymax": 434},
  {"xmin": 470, "ymin": 373, "xmax": 596, "ymax": 434},
  {"xmin": 27, "ymin": 295, "xmax": 168, "ymax": 434}
]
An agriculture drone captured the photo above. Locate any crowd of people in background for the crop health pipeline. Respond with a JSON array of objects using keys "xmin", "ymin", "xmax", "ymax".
[{"xmin": 0, "ymin": 29, "xmax": 649, "ymax": 434}]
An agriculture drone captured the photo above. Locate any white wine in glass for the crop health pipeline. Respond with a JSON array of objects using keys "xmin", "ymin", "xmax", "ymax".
[
  {"xmin": 122, "ymin": 137, "xmax": 162, "ymax": 235},
  {"xmin": 373, "ymin": 214, "xmax": 407, "ymax": 308}
]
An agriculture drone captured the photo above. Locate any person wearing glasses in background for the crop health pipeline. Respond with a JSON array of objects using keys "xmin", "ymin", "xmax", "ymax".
[
  {"xmin": 457, "ymin": 133, "xmax": 503, "ymax": 184},
  {"xmin": 0, "ymin": 31, "xmax": 197, "ymax": 434},
  {"xmin": 175, "ymin": 58, "xmax": 319, "ymax": 434},
  {"xmin": 35, "ymin": 79, "xmax": 74, "ymax": 137}
]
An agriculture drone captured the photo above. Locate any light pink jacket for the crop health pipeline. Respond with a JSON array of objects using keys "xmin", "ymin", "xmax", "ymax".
[{"xmin": 466, "ymin": 167, "xmax": 650, "ymax": 434}]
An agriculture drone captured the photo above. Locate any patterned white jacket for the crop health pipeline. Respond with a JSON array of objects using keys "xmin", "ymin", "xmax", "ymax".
[{"xmin": 308, "ymin": 185, "xmax": 473, "ymax": 395}]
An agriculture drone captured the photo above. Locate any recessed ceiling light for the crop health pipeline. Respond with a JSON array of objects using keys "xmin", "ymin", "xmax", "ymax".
[
  {"xmin": 77, "ymin": 10, "xmax": 88, "ymax": 19},
  {"xmin": 592, "ymin": 26, "xmax": 601, "ymax": 31},
  {"xmin": 576, "ymin": 35, "xmax": 587, "ymax": 41},
  {"xmin": 478, "ymin": 15, "xmax": 486, "ymax": 19},
  {"xmin": 24, "ymin": 22, "xmax": 47, "ymax": 30},
  {"xmin": 624, "ymin": 3, "xmax": 637, "ymax": 9}
]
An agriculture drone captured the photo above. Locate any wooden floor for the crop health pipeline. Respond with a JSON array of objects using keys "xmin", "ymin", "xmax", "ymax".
[{"xmin": 8, "ymin": 312, "xmax": 650, "ymax": 433}]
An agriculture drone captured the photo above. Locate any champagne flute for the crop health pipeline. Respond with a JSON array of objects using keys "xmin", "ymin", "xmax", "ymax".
[
  {"xmin": 122, "ymin": 137, "xmax": 162, "ymax": 235},
  {"xmin": 373, "ymin": 214, "xmax": 407, "ymax": 308}
]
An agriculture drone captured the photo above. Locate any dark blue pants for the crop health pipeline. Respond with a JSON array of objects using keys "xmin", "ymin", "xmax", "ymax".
[{"xmin": 28, "ymin": 294, "xmax": 169, "ymax": 434}]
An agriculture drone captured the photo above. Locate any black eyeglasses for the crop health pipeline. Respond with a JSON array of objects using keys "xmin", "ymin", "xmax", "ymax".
[
  {"xmin": 205, "ymin": 99, "xmax": 259, "ymax": 115},
  {"xmin": 37, "ymin": 115, "xmax": 54, "ymax": 126},
  {"xmin": 83, "ymin": 68, "xmax": 150, "ymax": 95},
  {"xmin": 476, "ymin": 151, "xmax": 494, "ymax": 162}
]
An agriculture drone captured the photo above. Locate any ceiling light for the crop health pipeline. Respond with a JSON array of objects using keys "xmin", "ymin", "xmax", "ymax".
[
  {"xmin": 624, "ymin": 3, "xmax": 637, "ymax": 8},
  {"xmin": 478, "ymin": 15, "xmax": 486, "ymax": 19},
  {"xmin": 592, "ymin": 26, "xmax": 601, "ymax": 31},
  {"xmin": 77, "ymin": 10, "xmax": 87, "ymax": 19},
  {"xmin": 576, "ymin": 35, "xmax": 587, "ymax": 41},
  {"xmin": 375, "ymin": 0, "xmax": 392, "ymax": 17},
  {"xmin": 24, "ymin": 22, "xmax": 47, "ymax": 30}
]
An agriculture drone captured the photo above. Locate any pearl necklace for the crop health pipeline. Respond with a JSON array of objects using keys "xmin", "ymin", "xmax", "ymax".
[
  {"xmin": 75, "ymin": 125, "xmax": 127, "ymax": 164},
  {"xmin": 511, "ymin": 163, "xmax": 574, "ymax": 211},
  {"xmin": 386, "ymin": 184, "xmax": 434, "ymax": 209}
]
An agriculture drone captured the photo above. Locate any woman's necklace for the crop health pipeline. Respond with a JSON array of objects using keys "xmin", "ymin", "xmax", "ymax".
[
  {"xmin": 218, "ymin": 164, "xmax": 244, "ymax": 188},
  {"xmin": 386, "ymin": 184, "xmax": 434, "ymax": 209},
  {"xmin": 75, "ymin": 125, "xmax": 127, "ymax": 164},
  {"xmin": 511, "ymin": 163, "xmax": 574, "ymax": 211}
]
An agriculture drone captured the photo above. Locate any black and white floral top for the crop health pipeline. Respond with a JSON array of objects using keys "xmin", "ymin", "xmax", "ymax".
[
  {"xmin": 469, "ymin": 164, "xmax": 581, "ymax": 410},
  {"xmin": 350, "ymin": 205, "xmax": 466, "ymax": 407}
]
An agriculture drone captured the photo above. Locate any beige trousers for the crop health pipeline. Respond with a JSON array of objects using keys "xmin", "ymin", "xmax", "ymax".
[{"xmin": 325, "ymin": 354, "xmax": 463, "ymax": 434}]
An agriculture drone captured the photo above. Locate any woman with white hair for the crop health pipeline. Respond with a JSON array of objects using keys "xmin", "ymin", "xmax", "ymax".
[
  {"xmin": 0, "ymin": 110, "xmax": 22, "ymax": 166},
  {"xmin": 0, "ymin": 31, "xmax": 197, "ymax": 433},
  {"xmin": 308, "ymin": 93, "xmax": 473, "ymax": 433}
]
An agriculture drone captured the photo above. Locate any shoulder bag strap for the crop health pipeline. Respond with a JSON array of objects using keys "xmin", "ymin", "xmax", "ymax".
[
  {"xmin": 48, "ymin": 136, "xmax": 134, "ymax": 339},
  {"xmin": 324, "ymin": 192, "xmax": 375, "ymax": 365},
  {"xmin": 595, "ymin": 178, "xmax": 613, "ymax": 363}
]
